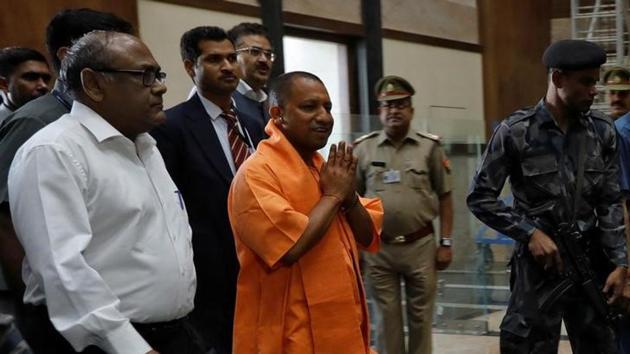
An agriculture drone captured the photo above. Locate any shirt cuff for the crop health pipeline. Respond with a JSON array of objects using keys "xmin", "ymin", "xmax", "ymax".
[
  {"xmin": 609, "ymin": 249, "xmax": 629, "ymax": 268},
  {"xmin": 99, "ymin": 321, "xmax": 151, "ymax": 354},
  {"xmin": 511, "ymin": 221, "xmax": 536, "ymax": 243}
]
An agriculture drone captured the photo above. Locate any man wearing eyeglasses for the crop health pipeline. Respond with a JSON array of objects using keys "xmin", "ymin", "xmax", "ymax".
[
  {"xmin": 228, "ymin": 23, "xmax": 274, "ymax": 126},
  {"xmin": 0, "ymin": 9, "xmax": 134, "ymax": 353},
  {"xmin": 8, "ymin": 31, "xmax": 202, "ymax": 354},
  {"xmin": 151, "ymin": 26, "xmax": 265, "ymax": 354},
  {"xmin": 353, "ymin": 75, "xmax": 454, "ymax": 354},
  {"xmin": 0, "ymin": 47, "xmax": 51, "ymax": 125}
]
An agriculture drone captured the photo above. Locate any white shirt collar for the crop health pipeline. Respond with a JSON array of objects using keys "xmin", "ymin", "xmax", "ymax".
[
  {"xmin": 237, "ymin": 79, "xmax": 268, "ymax": 102},
  {"xmin": 70, "ymin": 100, "xmax": 155, "ymax": 147},
  {"xmin": 198, "ymin": 93, "xmax": 237, "ymax": 122}
]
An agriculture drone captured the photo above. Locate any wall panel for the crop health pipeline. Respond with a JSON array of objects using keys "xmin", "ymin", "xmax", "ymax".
[
  {"xmin": 382, "ymin": 0, "xmax": 478, "ymax": 44},
  {"xmin": 478, "ymin": 0, "xmax": 551, "ymax": 137},
  {"xmin": 0, "ymin": 1, "xmax": 137, "ymax": 62},
  {"xmin": 138, "ymin": 0, "xmax": 259, "ymax": 108},
  {"xmin": 382, "ymin": 38, "xmax": 485, "ymax": 141}
]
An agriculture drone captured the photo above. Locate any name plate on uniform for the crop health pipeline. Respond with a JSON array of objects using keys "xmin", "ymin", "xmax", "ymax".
[{"xmin": 383, "ymin": 169, "xmax": 401, "ymax": 184}]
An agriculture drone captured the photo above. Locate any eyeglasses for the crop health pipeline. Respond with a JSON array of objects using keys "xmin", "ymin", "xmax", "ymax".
[
  {"xmin": 235, "ymin": 46, "xmax": 275, "ymax": 62},
  {"xmin": 95, "ymin": 67, "xmax": 166, "ymax": 87},
  {"xmin": 380, "ymin": 100, "xmax": 411, "ymax": 110}
]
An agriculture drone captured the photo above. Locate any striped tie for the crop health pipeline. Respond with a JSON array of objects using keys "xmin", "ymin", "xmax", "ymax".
[{"xmin": 222, "ymin": 109, "xmax": 251, "ymax": 171}]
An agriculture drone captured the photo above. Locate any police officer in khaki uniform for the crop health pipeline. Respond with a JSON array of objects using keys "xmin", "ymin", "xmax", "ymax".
[
  {"xmin": 604, "ymin": 67, "xmax": 630, "ymax": 120},
  {"xmin": 354, "ymin": 76, "xmax": 454, "ymax": 354}
]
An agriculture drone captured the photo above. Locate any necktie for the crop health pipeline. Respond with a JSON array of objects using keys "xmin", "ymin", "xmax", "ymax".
[{"xmin": 222, "ymin": 109, "xmax": 251, "ymax": 171}]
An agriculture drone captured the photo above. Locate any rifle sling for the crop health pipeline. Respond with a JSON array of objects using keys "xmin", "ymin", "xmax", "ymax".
[{"xmin": 571, "ymin": 127, "xmax": 586, "ymax": 226}]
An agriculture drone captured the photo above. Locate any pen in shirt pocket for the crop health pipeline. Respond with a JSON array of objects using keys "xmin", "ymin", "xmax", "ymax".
[{"xmin": 174, "ymin": 190, "xmax": 184, "ymax": 210}]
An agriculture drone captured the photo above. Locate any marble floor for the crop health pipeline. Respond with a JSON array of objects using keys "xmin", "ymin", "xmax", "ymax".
[
  {"xmin": 433, "ymin": 334, "xmax": 572, "ymax": 354},
  {"xmin": 431, "ymin": 309, "xmax": 571, "ymax": 353}
]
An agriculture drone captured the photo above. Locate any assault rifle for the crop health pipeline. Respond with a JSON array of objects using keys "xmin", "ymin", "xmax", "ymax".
[{"xmin": 537, "ymin": 223, "xmax": 621, "ymax": 324}]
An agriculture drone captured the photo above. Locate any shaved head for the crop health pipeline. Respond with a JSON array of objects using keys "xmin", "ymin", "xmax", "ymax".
[{"xmin": 269, "ymin": 71, "xmax": 324, "ymax": 108}]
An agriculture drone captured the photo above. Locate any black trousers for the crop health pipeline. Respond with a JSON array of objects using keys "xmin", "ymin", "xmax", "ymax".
[
  {"xmin": 500, "ymin": 244, "xmax": 618, "ymax": 354},
  {"xmin": 15, "ymin": 304, "xmax": 205, "ymax": 354},
  {"xmin": 500, "ymin": 294, "xmax": 618, "ymax": 354}
]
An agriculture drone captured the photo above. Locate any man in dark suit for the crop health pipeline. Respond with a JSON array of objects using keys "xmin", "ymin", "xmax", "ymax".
[
  {"xmin": 151, "ymin": 26, "xmax": 264, "ymax": 354},
  {"xmin": 228, "ymin": 23, "xmax": 275, "ymax": 126}
]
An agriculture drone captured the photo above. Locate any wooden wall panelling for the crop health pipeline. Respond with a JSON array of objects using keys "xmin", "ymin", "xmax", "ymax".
[
  {"xmin": 0, "ymin": 0, "xmax": 138, "ymax": 69},
  {"xmin": 478, "ymin": 0, "xmax": 551, "ymax": 138}
]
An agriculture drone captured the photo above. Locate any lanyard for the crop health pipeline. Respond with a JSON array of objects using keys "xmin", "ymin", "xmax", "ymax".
[{"xmin": 52, "ymin": 89, "xmax": 71, "ymax": 111}]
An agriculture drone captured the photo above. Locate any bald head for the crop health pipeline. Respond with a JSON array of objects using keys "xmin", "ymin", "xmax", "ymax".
[
  {"xmin": 269, "ymin": 71, "xmax": 324, "ymax": 108},
  {"xmin": 61, "ymin": 31, "xmax": 141, "ymax": 94},
  {"xmin": 60, "ymin": 30, "xmax": 167, "ymax": 140}
]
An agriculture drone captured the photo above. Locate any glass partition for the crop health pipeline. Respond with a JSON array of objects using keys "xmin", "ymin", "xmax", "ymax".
[{"xmin": 333, "ymin": 113, "xmax": 513, "ymax": 340}]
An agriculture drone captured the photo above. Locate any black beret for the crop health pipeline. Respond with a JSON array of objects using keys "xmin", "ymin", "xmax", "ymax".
[{"xmin": 542, "ymin": 39, "xmax": 606, "ymax": 70}]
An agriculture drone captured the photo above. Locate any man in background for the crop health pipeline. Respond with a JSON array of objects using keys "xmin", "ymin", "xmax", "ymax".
[
  {"xmin": 0, "ymin": 47, "xmax": 50, "ymax": 124},
  {"xmin": 604, "ymin": 67, "xmax": 630, "ymax": 120},
  {"xmin": 228, "ymin": 22, "xmax": 274, "ymax": 126},
  {"xmin": 354, "ymin": 75, "xmax": 454, "ymax": 354},
  {"xmin": 0, "ymin": 46, "xmax": 51, "ymax": 316},
  {"xmin": 152, "ymin": 25, "xmax": 265, "ymax": 354}
]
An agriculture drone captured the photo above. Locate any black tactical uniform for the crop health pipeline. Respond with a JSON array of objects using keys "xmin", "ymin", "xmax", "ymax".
[{"xmin": 468, "ymin": 40, "xmax": 628, "ymax": 353}]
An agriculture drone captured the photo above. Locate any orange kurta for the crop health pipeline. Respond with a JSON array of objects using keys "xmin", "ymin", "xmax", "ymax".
[{"xmin": 228, "ymin": 121, "xmax": 383, "ymax": 354}]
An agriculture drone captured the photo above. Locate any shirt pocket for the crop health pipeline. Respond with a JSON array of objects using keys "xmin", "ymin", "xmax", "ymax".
[
  {"xmin": 520, "ymin": 154, "xmax": 560, "ymax": 198},
  {"xmin": 406, "ymin": 164, "xmax": 431, "ymax": 191},
  {"xmin": 367, "ymin": 167, "xmax": 386, "ymax": 192},
  {"xmin": 584, "ymin": 156, "xmax": 605, "ymax": 196}
]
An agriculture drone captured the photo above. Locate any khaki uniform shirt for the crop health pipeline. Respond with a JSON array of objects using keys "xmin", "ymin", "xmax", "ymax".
[{"xmin": 354, "ymin": 129, "xmax": 452, "ymax": 237}]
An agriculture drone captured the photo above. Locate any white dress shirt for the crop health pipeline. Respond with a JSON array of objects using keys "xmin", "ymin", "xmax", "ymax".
[
  {"xmin": 198, "ymin": 94, "xmax": 255, "ymax": 175},
  {"xmin": 236, "ymin": 79, "xmax": 268, "ymax": 103},
  {"xmin": 8, "ymin": 101, "xmax": 196, "ymax": 354}
]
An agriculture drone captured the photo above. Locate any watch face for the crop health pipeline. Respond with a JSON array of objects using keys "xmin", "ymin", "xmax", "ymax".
[{"xmin": 440, "ymin": 238, "xmax": 452, "ymax": 247}]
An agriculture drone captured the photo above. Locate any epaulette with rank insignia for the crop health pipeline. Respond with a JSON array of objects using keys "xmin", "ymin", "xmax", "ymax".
[
  {"xmin": 415, "ymin": 131, "xmax": 441, "ymax": 142},
  {"xmin": 353, "ymin": 131, "xmax": 379, "ymax": 145}
]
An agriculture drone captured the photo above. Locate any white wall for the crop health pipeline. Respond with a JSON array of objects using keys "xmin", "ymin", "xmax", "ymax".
[
  {"xmin": 137, "ymin": 0, "xmax": 485, "ymax": 142},
  {"xmin": 382, "ymin": 0, "xmax": 478, "ymax": 44},
  {"xmin": 383, "ymin": 38, "xmax": 485, "ymax": 142},
  {"xmin": 137, "ymin": 0, "xmax": 259, "ymax": 108},
  {"xmin": 283, "ymin": 36, "xmax": 351, "ymax": 148}
]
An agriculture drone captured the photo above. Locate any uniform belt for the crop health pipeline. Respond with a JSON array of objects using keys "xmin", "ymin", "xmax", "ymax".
[{"xmin": 382, "ymin": 224, "xmax": 434, "ymax": 244}]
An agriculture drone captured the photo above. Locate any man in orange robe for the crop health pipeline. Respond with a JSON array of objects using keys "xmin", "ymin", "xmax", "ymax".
[{"xmin": 228, "ymin": 71, "xmax": 383, "ymax": 354}]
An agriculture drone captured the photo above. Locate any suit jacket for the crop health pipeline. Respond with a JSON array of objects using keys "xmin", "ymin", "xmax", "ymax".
[
  {"xmin": 0, "ymin": 89, "xmax": 70, "ymax": 346},
  {"xmin": 0, "ymin": 92, "xmax": 69, "ymax": 204},
  {"xmin": 232, "ymin": 90, "xmax": 269, "ymax": 128},
  {"xmin": 151, "ymin": 93, "xmax": 264, "ymax": 353}
]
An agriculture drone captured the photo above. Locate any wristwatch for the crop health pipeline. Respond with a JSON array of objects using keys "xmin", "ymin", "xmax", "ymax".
[{"xmin": 439, "ymin": 237, "xmax": 453, "ymax": 247}]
